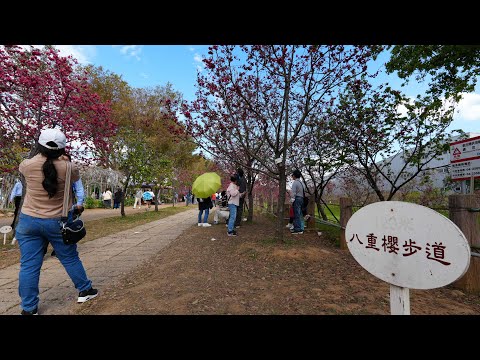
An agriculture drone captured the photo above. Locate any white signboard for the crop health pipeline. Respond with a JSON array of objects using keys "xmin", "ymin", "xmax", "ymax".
[
  {"xmin": 345, "ymin": 201, "xmax": 470, "ymax": 290},
  {"xmin": 451, "ymin": 159, "xmax": 480, "ymax": 181},
  {"xmin": 0, "ymin": 225, "xmax": 12, "ymax": 245},
  {"xmin": 450, "ymin": 135, "xmax": 480, "ymax": 163}
]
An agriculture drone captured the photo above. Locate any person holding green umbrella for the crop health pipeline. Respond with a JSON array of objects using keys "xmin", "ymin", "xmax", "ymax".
[
  {"xmin": 192, "ymin": 172, "xmax": 221, "ymax": 227},
  {"xmin": 196, "ymin": 195, "xmax": 213, "ymax": 227},
  {"xmin": 192, "ymin": 172, "xmax": 221, "ymax": 198}
]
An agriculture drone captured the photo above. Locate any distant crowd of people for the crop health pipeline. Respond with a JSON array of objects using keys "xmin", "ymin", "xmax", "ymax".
[
  {"xmin": 192, "ymin": 167, "xmax": 309, "ymax": 236},
  {"xmin": 193, "ymin": 167, "xmax": 247, "ymax": 237}
]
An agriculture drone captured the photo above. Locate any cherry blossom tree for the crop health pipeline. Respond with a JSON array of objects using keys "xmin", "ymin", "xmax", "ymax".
[
  {"xmin": 185, "ymin": 45, "xmax": 373, "ymax": 241},
  {"xmin": 330, "ymin": 77, "xmax": 460, "ymax": 201},
  {"xmin": 290, "ymin": 118, "xmax": 349, "ymax": 220},
  {"xmin": 0, "ymin": 45, "xmax": 116, "ymax": 171}
]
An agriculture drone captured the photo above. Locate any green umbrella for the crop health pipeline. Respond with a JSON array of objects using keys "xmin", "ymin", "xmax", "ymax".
[{"xmin": 192, "ymin": 172, "xmax": 221, "ymax": 198}]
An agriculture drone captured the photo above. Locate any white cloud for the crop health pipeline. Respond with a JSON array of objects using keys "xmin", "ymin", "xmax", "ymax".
[
  {"xmin": 55, "ymin": 45, "xmax": 96, "ymax": 64},
  {"xmin": 189, "ymin": 47, "xmax": 195, "ymax": 52},
  {"xmin": 193, "ymin": 53, "xmax": 202, "ymax": 63},
  {"xmin": 397, "ymin": 96, "xmax": 415, "ymax": 117},
  {"xmin": 16, "ymin": 45, "xmax": 96, "ymax": 65},
  {"xmin": 397, "ymin": 93, "xmax": 480, "ymax": 124},
  {"xmin": 454, "ymin": 92, "xmax": 480, "ymax": 121},
  {"xmin": 193, "ymin": 53, "xmax": 203, "ymax": 72},
  {"xmin": 140, "ymin": 72, "xmax": 148, "ymax": 79},
  {"xmin": 119, "ymin": 45, "xmax": 142, "ymax": 60}
]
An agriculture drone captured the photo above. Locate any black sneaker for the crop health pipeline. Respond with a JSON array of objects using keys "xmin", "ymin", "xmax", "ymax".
[
  {"xmin": 291, "ymin": 230, "xmax": 304, "ymax": 235},
  {"xmin": 21, "ymin": 307, "xmax": 38, "ymax": 315},
  {"xmin": 77, "ymin": 288, "xmax": 98, "ymax": 303},
  {"xmin": 227, "ymin": 231, "xmax": 237, "ymax": 236}
]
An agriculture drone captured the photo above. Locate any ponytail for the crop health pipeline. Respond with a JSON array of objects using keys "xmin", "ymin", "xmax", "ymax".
[
  {"xmin": 42, "ymin": 158, "xmax": 58, "ymax": 198},
  {"xmin": 37, "ymin": 144, "xmax": 65, "ymax": 198}
]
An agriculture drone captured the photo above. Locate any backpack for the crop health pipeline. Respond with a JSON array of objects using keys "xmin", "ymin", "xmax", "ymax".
[{"xmin": 302, "ymin": 185, "xmax": 309, "ymax": 216}]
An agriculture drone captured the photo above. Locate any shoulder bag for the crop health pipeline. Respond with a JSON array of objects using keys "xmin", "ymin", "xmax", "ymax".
[{"xmin": 61, "ymin": 161, "xmax": 86, "ymax": 245}]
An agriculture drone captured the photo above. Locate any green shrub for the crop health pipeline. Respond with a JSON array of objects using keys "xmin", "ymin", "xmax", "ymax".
[{"xmin": 84, "ymin": 197, "xmax": 103, "ymax": 209}]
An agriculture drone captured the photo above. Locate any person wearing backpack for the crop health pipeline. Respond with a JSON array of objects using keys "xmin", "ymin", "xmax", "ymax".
[
  {"xmin": 142, "ymin": 188, "xmax": 154, "ymax": 210},
  {"xmin": 290, "ymin": 169, "xmax": 305, "ymax": 234}
]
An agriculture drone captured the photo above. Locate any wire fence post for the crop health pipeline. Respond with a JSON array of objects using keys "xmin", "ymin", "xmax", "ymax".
[
  {"xmin": 306, "ymin": 198, "xmax": 316, "ymax": 229},
  {"xmin": 449, "ymin": 194, "xmax": 480, "ymax": 293}
]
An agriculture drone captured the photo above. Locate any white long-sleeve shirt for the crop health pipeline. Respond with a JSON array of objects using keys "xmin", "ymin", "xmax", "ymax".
[{"xmin": 227, "ymin": 182, "xmax": 240, "ymax": 206}]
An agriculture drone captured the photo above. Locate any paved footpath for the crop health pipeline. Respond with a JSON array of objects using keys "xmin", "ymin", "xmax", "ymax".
[{"xmin": 0, "ymin": 208, "xmax": 197, "ymax": 315}]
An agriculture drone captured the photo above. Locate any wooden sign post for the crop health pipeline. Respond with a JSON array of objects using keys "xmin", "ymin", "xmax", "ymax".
[
  {"xmin": 0, "ymin": 226, "xmax": 12, "ymax": 245},
  {"xmin": 345, "ymin": 201, "xmax": 471, "ymax": 315}
]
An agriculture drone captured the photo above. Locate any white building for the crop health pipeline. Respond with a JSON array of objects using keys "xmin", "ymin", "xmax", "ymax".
[
  {"xmin": 382, "ymin": 132, "xmax": 480, "ymax": 192},
  {"xmin": 329, "ymin": 132, "xmax": 480, "ymax": 197}
]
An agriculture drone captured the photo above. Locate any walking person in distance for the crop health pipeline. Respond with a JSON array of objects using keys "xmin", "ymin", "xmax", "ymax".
[{"xmin": 9, "ymin": 178, "xmax": 23, "ymax": 229}]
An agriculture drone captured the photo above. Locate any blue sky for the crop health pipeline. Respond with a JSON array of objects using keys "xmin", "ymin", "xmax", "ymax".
[
  {"xmin": 58, "ymin": 45, "xmax": 209, "ymax": 102},
  {"xmin": 55, "ymin": 45, "xmax": 480, "ymax": 135}
]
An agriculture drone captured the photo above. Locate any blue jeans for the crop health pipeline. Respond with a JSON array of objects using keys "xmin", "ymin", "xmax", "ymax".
[
  {"xmin": 227, "ymin": 204, "xmax": 237, "ymax": 233},
  {"xmin": 16, "ymin": 212, "xmax": 92, "ymax": 312},
  {"xmin": 293, "ymin": 196, "xmax": 304, "ymax": 232},
  {"xmin": 198, "ymin": 208, "xmax": 210, "ymax": 223}
]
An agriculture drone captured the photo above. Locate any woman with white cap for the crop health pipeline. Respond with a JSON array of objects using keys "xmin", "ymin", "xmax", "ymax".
[{"xmin": 15, "ymin": 128, "xmax": 98, "ymax": 315}]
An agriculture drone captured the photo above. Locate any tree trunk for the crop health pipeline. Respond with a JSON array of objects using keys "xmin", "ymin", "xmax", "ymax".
[
  {"xmin": 306, "ymin": 199, "xmax": 315, "ymax": 228},
  {"xmin": 121, "ymin": 174, "xmax": 130, "ymax": 217},
  {"xmin": 317, "ymin": 201, "xmax": 328, "ymax": 221},
  {"xmin": 156, "ymin": 188, "xmax": 160, "ymax": 211},
  {"xmin": 340, "ymin": 197, "xmax": 353, "ymax": 250},
  {"xmin": 247, "ymin": 190, "xmax": 254, "ymax": 222},
  {"xmin": 276, "ymin": 168, "xmax": 286, "ymax": 242}
]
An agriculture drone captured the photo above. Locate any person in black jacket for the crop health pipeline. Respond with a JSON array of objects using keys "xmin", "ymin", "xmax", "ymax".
[
  {"xmin": 234, "ymin": 168, "xmax": 247, "ymax": 227},
  {"xmin": 197, "ymin": 196, "xmax": 213, "ymax": 227},
  {"xmin": 113, "ymin": 188, "xmax": 123, "ymax": 209}
]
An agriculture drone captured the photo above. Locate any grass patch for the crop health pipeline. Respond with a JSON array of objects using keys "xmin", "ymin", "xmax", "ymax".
[
  {"xmin": 261, "ymin": 237, "xmax": 278, "ymax": 245},
  {"xmin": 315, "ymin": 223, "xmax": 342, "ymax": 247}
]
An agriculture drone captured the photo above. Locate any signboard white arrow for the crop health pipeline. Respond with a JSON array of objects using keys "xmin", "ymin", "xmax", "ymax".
[{"xmin": 346, "ymin": 201, "xmax": 471, "ymax": 314}]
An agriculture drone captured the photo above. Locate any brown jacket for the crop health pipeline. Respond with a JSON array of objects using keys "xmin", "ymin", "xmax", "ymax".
[{"xmin": 19, "ymin": 154, "xmax": 80, "ymax": 218}]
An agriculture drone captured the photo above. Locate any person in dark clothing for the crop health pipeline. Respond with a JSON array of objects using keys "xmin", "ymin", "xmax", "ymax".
[
  {"xmin": 197, "ymin": 196, "xmax": 213, "ymax": 227},
  {"xmin": 234, "ymin": 168, "xmax": 247, "ymax": 227},
  {"xmin": 9, "ymin": 179, "xmax": 23, "ymax": 228},
  {"xmin": 113, "ymin": 188, "xmax": 123, "ymax": 209}
]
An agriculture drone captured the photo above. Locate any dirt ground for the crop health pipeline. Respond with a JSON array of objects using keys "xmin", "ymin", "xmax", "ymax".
[{"xmin": 75, "ymin": 212, "xmax": 480, "ymax": 315}]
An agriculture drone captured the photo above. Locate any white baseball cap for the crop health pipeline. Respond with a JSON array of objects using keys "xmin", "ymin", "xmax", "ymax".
[{"xmin": 38, "ymin": 128, "xmax": 66, "ymax": 150}]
